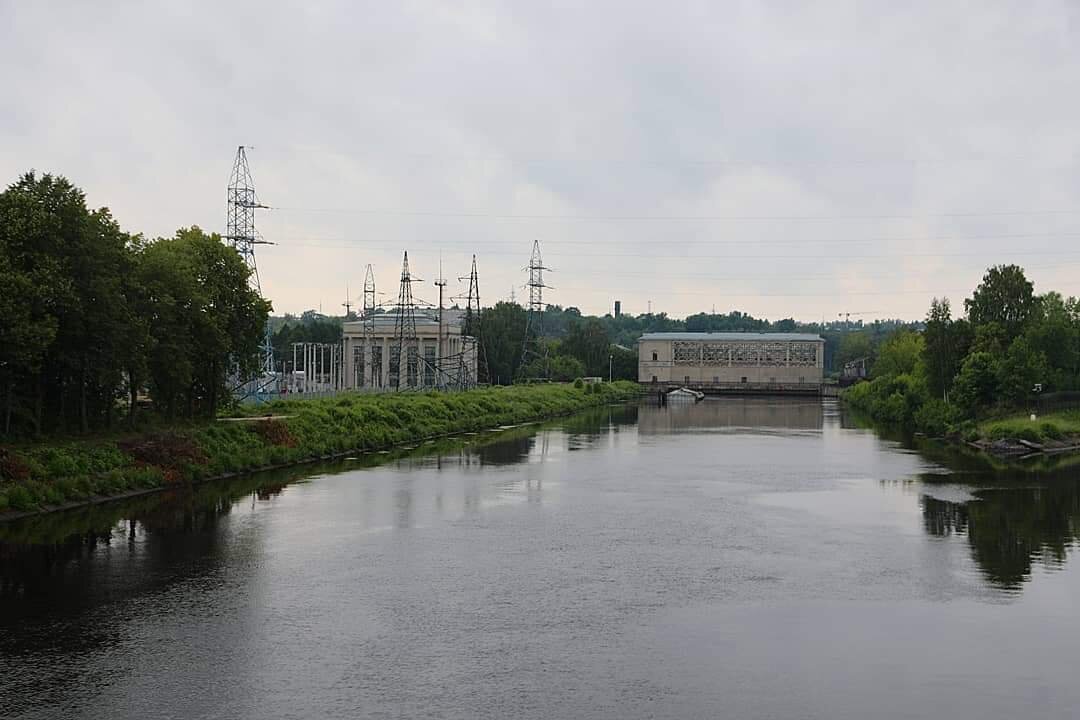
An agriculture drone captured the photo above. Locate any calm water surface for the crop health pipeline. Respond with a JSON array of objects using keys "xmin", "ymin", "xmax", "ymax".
[{"xmin": 3, "ymin": 398, "xmax": 1080, "ymax": 719}]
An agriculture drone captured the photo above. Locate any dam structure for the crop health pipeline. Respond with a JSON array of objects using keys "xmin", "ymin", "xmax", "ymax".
[{"xmin": 638, "ymin": 332, "xmax": 826, "ymax": 395}]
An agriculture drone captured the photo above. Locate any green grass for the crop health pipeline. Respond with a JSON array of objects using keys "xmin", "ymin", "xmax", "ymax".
[
  {"xmin": 979, "ymin": 410, "xmax": 1080, "ymax": 444},
  {"xmin": 0, "ymin": 382, "xmax": 642, "ymax": 515}
]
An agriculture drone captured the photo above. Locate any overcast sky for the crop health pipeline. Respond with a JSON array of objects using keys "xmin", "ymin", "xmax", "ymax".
[{"xmin": 3, "ymin": 1, "xmax": 1079, "ymax": 321}]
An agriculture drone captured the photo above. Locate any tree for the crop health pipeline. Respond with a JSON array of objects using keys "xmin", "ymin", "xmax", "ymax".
[
  {"xmin": 136, "ymin": 227, "xmax": 269, "ymax": 418},
  {"xmin": 519, "ymin": 354, "xmax": 585, "ymax": 382},
  {"xmin": 998, "ymin": 337, "xmax": 1050, "ymax": 406},
  {"xmin": 609, "ymin": 345, "xmax": 638, "ymax": 381},
  {"xmin": 1024, "ymin": 292, "xmax": 1080, "ymax": 390},
  {"xmin": 836, "ymin": 330, "xmax": 874, "ymax": 369},
  {"xmin": 922, "ymin": 298, "xmax": 971, "ymax": 401},
  {"xmin": 480, "ymin": 302, "xmax": 527, "ymax": 385},
  {"xmin": 872, "ymin": 329, "xmax": 924, "ymax": 379},
  {"xmin": 965, "ymin": 264, "xmax": 1038, "ymax": 341},
  {"xmin": 952, "ymin": 352, "xmax": 1002, "ymax": 416},
  {"xmin": 0, "ymin": 172, "xmax": 133, "ymax": 434},
  {"xmin": 561, "ymin": 318, "xmax": 610, "ymax": 376}
]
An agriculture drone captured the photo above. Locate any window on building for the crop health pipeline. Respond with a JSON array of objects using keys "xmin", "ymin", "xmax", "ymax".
[
  {"xmin": 651, "ymin": 375, "xmax": 657, "ymax": 383},
  {"xmin": 741, "ymin": 376, "xmax": 747, "ymax": 383},
  {"xmin": 684, "ymin": 375, "xmax": 690, "ymax": 384},
  {"xmin": 652, "ymin": 351, "xmax": 658, "ymax": 361},
  {"xmin": 713, "ymin": 376, "xmax": 719, "ymax": 383}
]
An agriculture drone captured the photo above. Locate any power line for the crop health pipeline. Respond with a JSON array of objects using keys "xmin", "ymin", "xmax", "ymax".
[
  {"xmin": 269, "ymin": 206, "xmax": 1080, "ymax": 222},
  {"xmin": 271, "ymin": 244, "xmax": 1080, "ymax": 261},
  {"xmin": 261, "ymin": 230, "xmax": 1080, "ymax": 247},
  {"xmin": 551, "ymin": 282, "xmax": 1080, "ymax": 298}
]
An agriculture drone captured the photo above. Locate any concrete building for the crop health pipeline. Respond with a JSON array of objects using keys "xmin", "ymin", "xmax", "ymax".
[
  {"xmin": 638, "ymin": 332, "xmax": 825, "ymax": 394},
  {"xmin": 341, "ymin": 310, "xmax": 477, "ymax": 390}
]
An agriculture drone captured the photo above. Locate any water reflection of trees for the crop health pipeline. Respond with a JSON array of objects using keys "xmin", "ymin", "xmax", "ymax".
[
  {"xmin": 0, "ymin": 471, "xmax": 296, "ymax": 617},
  {"xmin": 921, "ymin": 474, "xmax": 1080, "ymax": 590}
]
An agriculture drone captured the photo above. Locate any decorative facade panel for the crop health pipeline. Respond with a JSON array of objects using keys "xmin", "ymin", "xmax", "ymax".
[
  {"xmin": 673, "ymin": 341, "xmax": 701, "ymax": 365},
  {"xmin": 702, "ymin": 342, "xmax": 729, "ymax": 364},
  {"xmin": 789, "ymin": 342, "xmax": 818, "ymax": 366},
  {"xmin": 730, "ymin": 342, "xmax": 757, "ymax": 366}
]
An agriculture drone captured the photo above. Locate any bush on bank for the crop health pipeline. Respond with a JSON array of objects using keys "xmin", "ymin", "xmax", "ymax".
[{"xmin": 0, "ymin": 382, "xmax": 641, "ymax": 515}]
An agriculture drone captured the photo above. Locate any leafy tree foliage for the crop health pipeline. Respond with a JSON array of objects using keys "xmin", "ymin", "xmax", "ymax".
[
  {"xmin": 965, "ymin": 264, "xmax": 1038, "ymax": 341},
  {"xmin": 872, "ymin": 330, "xmax": 924, "ymax": 379},
  {"xmin": 479, "ymin": 302, "xmax": 527, "ymax": 385},
  {"xmin": 951, "ymin": 352, "xmax": 1002, "ymax": 416},
  {"xmin": 846, "ymin": 265, "xmax": 1080, "ymax": 434},
  {"xmin": 921, "ymin": 298, "xmax": 971, "ymax": 401},
  {"xmin": 0, "ymin": 173, "xmax": 269, "ymax": 436},
  {"xmin": 560, "ymin": 318, "xmax": 610, "ymax": 377},
  {"xmin": 519, "ymin": 354, "xmax": 585, "ymax": 382}
]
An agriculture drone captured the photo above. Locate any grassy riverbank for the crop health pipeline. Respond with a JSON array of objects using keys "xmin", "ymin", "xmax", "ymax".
[
  {"xmin": 0, "ymin": 381, "xmax": 642, "ymax": 515},
  {"xmin": 977, "ymin": 411, "xmax": 1080, "ymax": 444},
  {"xmin": 843, "ymin": 376, "xmax": 1080, "ymax": 458}
]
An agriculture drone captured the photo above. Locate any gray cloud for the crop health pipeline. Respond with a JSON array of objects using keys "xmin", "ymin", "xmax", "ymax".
[{"xmin": 3, "ymin": 0, "xmax": 1079, "ymax": 320}]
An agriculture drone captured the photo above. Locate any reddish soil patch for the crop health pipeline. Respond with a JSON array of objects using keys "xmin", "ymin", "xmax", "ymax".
[
  {"xmin": 252, "ymin": 419, "xmax": 297, "ymax": 448},
  {"xmin": 118, "ymin": 433, "xmax": 209, "ymax": 483}
]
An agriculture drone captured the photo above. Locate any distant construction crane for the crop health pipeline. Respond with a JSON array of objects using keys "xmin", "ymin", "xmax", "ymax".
[{"xmin": 838, "ymin": 311, "xmax": 881, "ymax": 331}]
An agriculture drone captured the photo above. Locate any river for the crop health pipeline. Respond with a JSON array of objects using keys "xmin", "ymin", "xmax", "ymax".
[{"xmin": 2, "ymin": 398, "xmax": 1079, "ymax": 719}]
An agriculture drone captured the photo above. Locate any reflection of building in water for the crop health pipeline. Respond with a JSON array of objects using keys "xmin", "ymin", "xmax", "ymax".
[
  {"xmin": 638, "ymin": 332, "xmax": 825, "ymax": 393},
  {"xmin": 638, "ymin": 397, "xmax": 824, "ymax": 434}
]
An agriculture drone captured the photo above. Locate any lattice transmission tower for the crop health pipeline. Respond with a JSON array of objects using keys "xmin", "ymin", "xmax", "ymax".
[
  {"xmin": 519, "ymin": 240, "xmax": 551, "ymax": 372},
  {"xmin": 391, "ymin": 252, "xmax": 421, "ymax": 390},
  {"xmin": 362, "ymin": 264, "xmax": 378, "ymax": 388},
  {"xmin": 225, "ymin": 145, "xmax": 274, "ymax": 378},
  {"xmin": 458, "ymin": 254, "xmax": 488, "ymax": 385}
]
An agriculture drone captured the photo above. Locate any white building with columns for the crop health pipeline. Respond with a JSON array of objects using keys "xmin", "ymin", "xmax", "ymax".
[{"xmin": 341, "ymin": 310, "xmax": 477, "ymax": 390}]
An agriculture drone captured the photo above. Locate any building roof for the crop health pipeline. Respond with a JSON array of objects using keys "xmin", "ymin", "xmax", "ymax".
[{"xmin": 638, "ymin": 332, "xmax": 824, "ymax": 342}]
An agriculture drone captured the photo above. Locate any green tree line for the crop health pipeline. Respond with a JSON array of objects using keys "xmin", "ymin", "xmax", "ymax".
[
  {"xmin": 844, "ymin": 264, "xmax": 1078, "ymax": 435},
  {"xmin": 0, "ymin": 172, "xmax": 269, "ymax": 437}
]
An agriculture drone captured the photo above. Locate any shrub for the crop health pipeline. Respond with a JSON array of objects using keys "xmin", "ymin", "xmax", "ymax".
[
  {"xmin": 573, "ymin": 378, "xmax": 584, "ymax": 389},
  {"xmin": 0, "ymin": 449, "xmax": 31, "ymax": 482},
  {"xmin": 6, "ymin": 484, "xmax": 35, "ymax": 512},
  {"xmin": 1040, "ymin": 422, "xmax": 1064, "ymax": 441},
  {"xmin": 252, "ymin": 419, "xmax": 297, "ymax": 447},
  {"xmin": 913, "ymin": 398, "xmax": 956, "ymax": 437}
]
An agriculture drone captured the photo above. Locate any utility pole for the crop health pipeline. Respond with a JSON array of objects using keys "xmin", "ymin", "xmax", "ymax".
[
  {"xmin": 434, "ymin": 257, "xmax": 447, "ymax": 364},
  {"xmin": 342, "ymin": 283, "xmax": 352, "ymax": 319}
]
